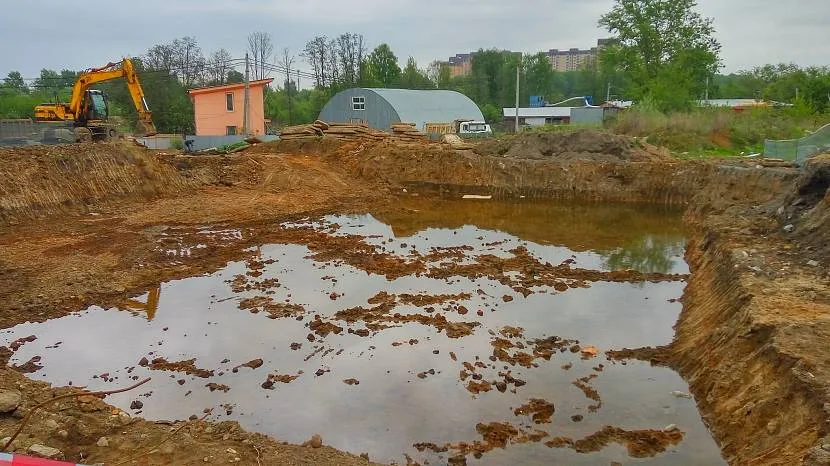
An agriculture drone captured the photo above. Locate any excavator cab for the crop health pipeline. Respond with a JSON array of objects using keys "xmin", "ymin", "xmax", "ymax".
[{"xmin": 81, "ymin": 90, "xmax": 109, "ymax": 123}]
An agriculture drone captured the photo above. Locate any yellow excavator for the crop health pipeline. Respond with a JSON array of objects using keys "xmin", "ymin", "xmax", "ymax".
[{"xmin": 34, "ymin": 58, "xmax": 157, "ymax": 142}]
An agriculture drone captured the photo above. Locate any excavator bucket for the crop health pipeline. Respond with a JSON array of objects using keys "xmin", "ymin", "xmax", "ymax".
[{"xmin": 137, "ymin": 117, "xmax": 157, "ymax": 137}]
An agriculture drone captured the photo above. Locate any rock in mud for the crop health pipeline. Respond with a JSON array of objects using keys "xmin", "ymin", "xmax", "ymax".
[
  {"xmin": 232, "ymin": 358, "xmax": 263, "ymax": 372},
  {"xmin": 9, "ymin": 335, "xmax": 36, "ymax": 351},
  {"xmin": 513, "ymin": 399, "xmax": 555, "ymax": 424},
  {"xmin": 671, "ymin": 391, "xmax": 693, "ymax": 399},
  {"xmin": 28, "ymin": 444, "xmax": 64, "ymax": 459},
  {"xmin": 96, "ymin": 436, "xmax": 109, "ymax": 447},
  {"xmin": 206, "ymin": 383, "xmax": 231, "ymax": 393},
  {"xmin": 0, "ymin": 389, "xmax": 22, "ymax": 413},
  {"xmin": 304, "ymin": 434, "xmax": 323, "ymax": 448}
]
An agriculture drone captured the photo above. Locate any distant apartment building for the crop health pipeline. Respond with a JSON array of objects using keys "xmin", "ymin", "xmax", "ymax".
[
  {"xmin": 446, "ymin": 53, "xmax": 474, "ymax": 78},
  {"xmin": 547, "ymin": 39, "xmax": 614, "ymax": 72},
  {"xmin": 445, "ymin": 39, "xmax": 613, "ymax": 77}
]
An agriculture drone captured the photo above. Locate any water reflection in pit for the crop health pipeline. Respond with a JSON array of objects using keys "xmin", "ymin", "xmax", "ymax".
[{"xmin": 0, "ymin": 199, "xmax": 723, "ymax": 465}]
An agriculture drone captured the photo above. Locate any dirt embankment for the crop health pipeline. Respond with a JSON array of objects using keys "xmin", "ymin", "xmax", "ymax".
[
  {"xmin": 780, "ymin": 155, "xmax": 830, "ymax": 260},
  {"xmin": 0, "ymin": 143, "xmax": 207, "ymax": 222},
  {"xmin": 670, "ymin": 161, "xmax": 830, "ymax": 465},
  {"xmin": 274, "ymin": 136, "xmax": 709, "ymax": 205},
  {"xmin": 0, "ymin": 141, "xmax": 386, "ymax": 224},
  {"xmin": 473, "ymin": 129, "xmax": 670, "ymax": 163}
]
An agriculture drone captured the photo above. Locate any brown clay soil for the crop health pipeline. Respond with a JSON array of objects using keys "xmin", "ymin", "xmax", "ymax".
[
  {"xmin": 0, "ymin": 135, "xmax": 829, "ymax": 464},
  {"xmin": 473, "ymin": 128, "xmax": 673, "ymax": 163}
]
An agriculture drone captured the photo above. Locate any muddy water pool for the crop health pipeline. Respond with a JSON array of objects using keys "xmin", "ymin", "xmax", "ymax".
[{"xmin": 2, "ymin": 199, "xmax": 724, "ymax": 465}]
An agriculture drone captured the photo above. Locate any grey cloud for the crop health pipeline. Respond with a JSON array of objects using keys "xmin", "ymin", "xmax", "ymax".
[{"xmin": 1, "ymin": 0, "xmax": 828, "ymax": 80}]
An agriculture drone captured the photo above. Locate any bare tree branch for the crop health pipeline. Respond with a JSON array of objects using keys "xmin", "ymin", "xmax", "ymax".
[{"xmin": 248, "ymin": 32, "xmax": 274, "ymax": 80}]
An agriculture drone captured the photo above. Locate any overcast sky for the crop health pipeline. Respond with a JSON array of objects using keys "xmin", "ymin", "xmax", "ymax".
[{"xmin": 1, "ymin": 0, "xmax": 828, "ymax": 81}]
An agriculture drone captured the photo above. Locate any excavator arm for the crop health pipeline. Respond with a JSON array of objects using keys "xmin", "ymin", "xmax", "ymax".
[{"xmin": 66, "ymin": 58, "xmax": 156, "ymax": 136}]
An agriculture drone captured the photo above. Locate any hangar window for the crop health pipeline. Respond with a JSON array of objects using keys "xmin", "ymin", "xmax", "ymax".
[{"xmin": 352, "ymin": 96, "xmax": 365, "ymax": 111}]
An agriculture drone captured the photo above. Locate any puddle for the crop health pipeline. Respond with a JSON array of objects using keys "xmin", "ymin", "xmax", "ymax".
[{"xmin": 1, "ymin": 199, "xmax": 723, "ymax": 465}]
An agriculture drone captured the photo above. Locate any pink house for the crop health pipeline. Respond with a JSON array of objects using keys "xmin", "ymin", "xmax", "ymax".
[{"xmin": 188, "ymin": 79, "xmax": 273, "ymax": 136}]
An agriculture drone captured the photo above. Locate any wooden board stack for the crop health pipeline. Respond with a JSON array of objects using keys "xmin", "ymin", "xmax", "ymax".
[
  {"xmin": 278, "ymin": 121, "xmax": 427, "ymax": 143},
  {"xmin": 390, "ymin": 123, "xmax": 427, "ymax": 140}
]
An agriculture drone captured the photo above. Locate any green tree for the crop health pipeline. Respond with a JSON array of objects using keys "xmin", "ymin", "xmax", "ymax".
[
  {"xmin": 32, "ymin": 69, "xmax": 69, "ymax": 100},
  {"xmin": 365, "ymin": 44, "xmax": 401, "ymax": 87},
  {"xmin": 470, "ymin": 49, "xmax": 506, "ymax": 106},
  {"xmin": 713, "ymin": 72, "xmax": 764, "ymax": 100},
  {"xmin": 226, "ymin": 70, "xmax": 245, "ymax": 84},
  {"xmin": 98, "ymin": 57, "xmax": 194, "ymax": 133},
  {"xmin": 427, "ymin": 60, "xmax": 453, "ymax": 89},
  {"xmin": 523, "ymin": 53, "xmax": 555, "ymax": 99},
  {"xmin": 480, "ymin": 103, "xmax": 502, "ymax": 124},
  {"xmin": 599, "ymin": 0, "xmax": 721, "ymax": 111},
  {"xmin": 59, "ymin": 70, "xmax": 78, "ymax": 89},
  {"xmin": 3, "ymin": 71, "xmax": 27, "ymax": 93},
  {"xmin": 396, "ymin": 57, "xmax": 435, "ymax": 90}
]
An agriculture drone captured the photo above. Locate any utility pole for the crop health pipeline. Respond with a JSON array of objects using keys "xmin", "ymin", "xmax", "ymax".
[
  {"xmin": 243, "ymin": 52, "xmax": 251, "ymax": 136},
  {"xmin": 286, "ymin": 71, "xmax": 293, "ymax": 126},
  {"xmin": 515, "ymin": 55, "xmax": 520, "ymax": 133},
  {"xmin": 606, "ymin": 81, "xmax": 612, "ymax": 103}
]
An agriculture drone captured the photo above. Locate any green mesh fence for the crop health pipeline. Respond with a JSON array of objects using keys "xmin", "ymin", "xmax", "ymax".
[{"xmin": 764, "ymin": 123, "xmax": 830, "ymax": 165}]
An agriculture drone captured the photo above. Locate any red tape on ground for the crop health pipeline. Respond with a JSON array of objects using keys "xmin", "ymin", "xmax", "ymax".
[{"xmin": 0, "ymin": 452, "xmax": 89, "ymax": 466}]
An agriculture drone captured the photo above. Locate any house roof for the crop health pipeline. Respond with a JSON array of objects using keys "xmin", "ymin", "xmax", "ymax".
[
  {"xmin": 502, "ymin": 107, "xmax": 573, "ymax": 118},
  {"xmin": 188, "ymin": 79, "xmax": 273, "ymax": 95},
  {"xmin": 365, "ymin": 88, "xmax": 485, "ymax": 128}
]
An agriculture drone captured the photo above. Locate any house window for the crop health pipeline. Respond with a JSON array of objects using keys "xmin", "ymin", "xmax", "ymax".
[
  {"xmin": 352, "ymin": 96, "xmax": 365, "ymax": 111},
  {"xmin": 226, "ymin": 93, "xmax": 234, "ymax": 112},
  {"xmin": 226, "ymin": 126, "xmax": 237, "ymax": 136}
]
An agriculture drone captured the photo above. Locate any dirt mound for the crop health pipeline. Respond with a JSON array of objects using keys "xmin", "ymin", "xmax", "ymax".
[
  {"xmin": 474, "ymin": 130, "xmax": 669, "ymax": 162},
  {"xmin": 0, "ymin": 142, "xmax": 212, "ymax": 221},
  {"xmin": 772, "ymin": 156, "xmax": 830, "ymax": 264},
  {"xmin": 0, "ymin": 365, "xmax": 379, "ymax": 465}
]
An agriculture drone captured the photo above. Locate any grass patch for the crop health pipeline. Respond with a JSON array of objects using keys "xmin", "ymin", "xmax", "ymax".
[{"xmin": 607, "ymin": 106, "xmax": 826, "ymax": 155}]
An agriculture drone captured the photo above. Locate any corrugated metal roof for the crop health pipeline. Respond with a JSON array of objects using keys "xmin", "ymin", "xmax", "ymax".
[
  {"xmin": 366, "ymin": 89, "xmax": 485, "ymax": 129},
  {"xmin": 502, "ymin": 107, "xmax": 573, "ymax": 118}
]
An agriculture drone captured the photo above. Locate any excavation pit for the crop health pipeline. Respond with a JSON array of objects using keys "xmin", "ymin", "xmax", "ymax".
[{"xmin": 1, "ymin": 199, "xmax": 724, "ymax": 464}]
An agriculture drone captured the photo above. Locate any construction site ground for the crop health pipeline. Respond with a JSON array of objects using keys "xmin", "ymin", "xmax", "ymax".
[{"xmin": 0, "ymin": 131, "xmax": 828, "ymax": 465}]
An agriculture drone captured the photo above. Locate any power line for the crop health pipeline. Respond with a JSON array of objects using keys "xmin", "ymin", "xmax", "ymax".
[
  {"xmin": 5, "ymin": 58, "xmax": 248, "ymax": 83},
  {"xmin": 0, "ymin": 55, "xmax": 326, "ymax": 92}
]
